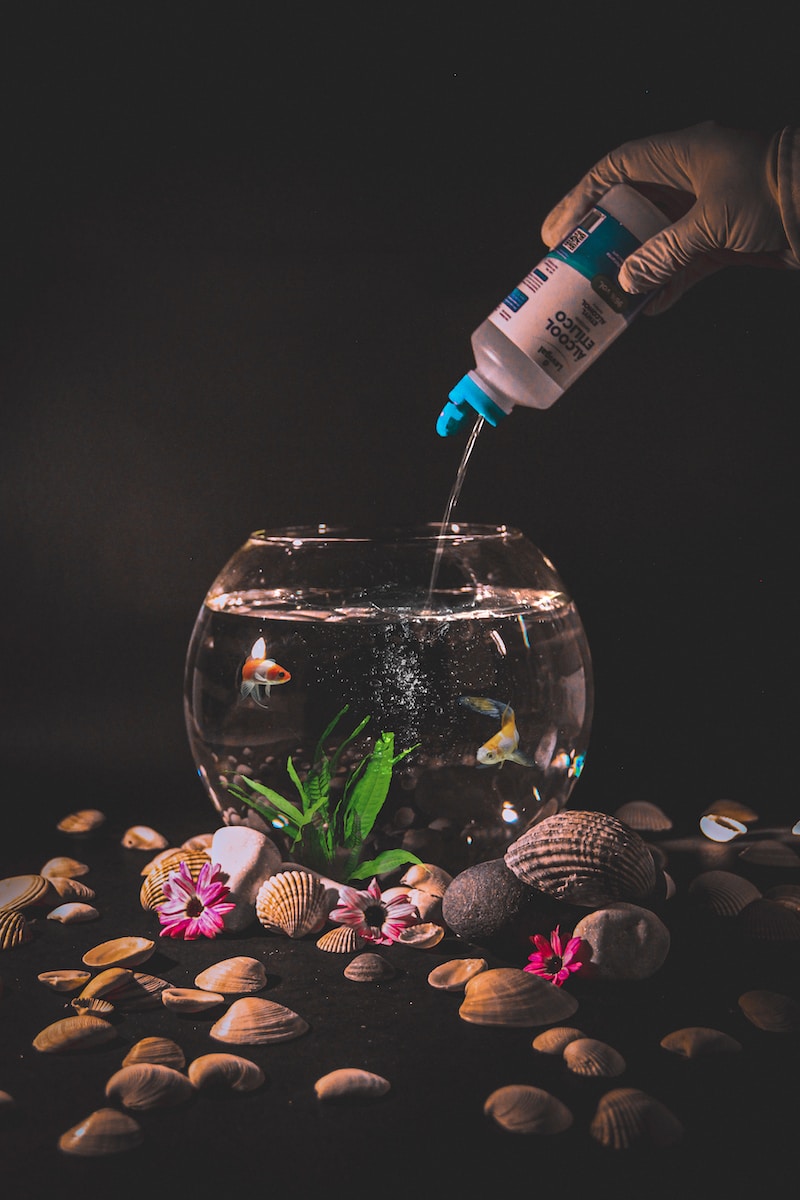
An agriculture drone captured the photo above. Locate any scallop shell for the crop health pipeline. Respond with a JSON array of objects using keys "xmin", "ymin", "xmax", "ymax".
[
  {"xmin": 121, "ymin": 825, "xmax": 169, "ymax": 850},
  {"xmin": 738, "ymin": 840, "xmax": 800, "ymax": 868},
  {"xmin": 138, "ymin": 850, "xmax": 211, "ymax": 910},
  {"xmin": 122, "ymin": 1037, "xmax": 186, "ymax": 1070},
  {"xmin": 504, "ymin": 810, "xmax": 657, "ymax": 906},
  {"xmin": 47, "ymin": 903, "xmax": 100, "ymax": 924},
  {"xmin": 209, "ymin": 996, "xmax": 309, "ymax": 1045},
  {"xmin": 32, "ymin": 1014, "xmax": 116, "ymax": 1053},
  {"xmin": 738, "ymin": 898, "xmax": 800, "ymax": 941},
  {"xmin": 38, "ymin": 969, "xmax": 92, "ymax": 993},
  {"xmin": 40, "ymin": 857, "xmax": 90, "ymax": 880},
  {"xmin": 427, "ymin": 957, "xmax": 488, "ymax": 992},
  {"xmin": 188, "ymin": 1053, "xmax": 265, "ymax": 1092},
  {"xmin": 686, "ymin": 870, "xmax": 762, "ymax": 917},
  {"xmin": 71, "ymin": 996, "xmax": 115, "ymax": 1016},
  {"xmin": 194, "ymin": 956, "xmax": 268, "ymax": 993},
  {"xmin": 458, "ymin": 967, "xmax": 578, "ymax": 1028},
  {"xmin": 660, "ymin": 1027, "xmax": 742, "ymax": 1058},
  {"xmin": 314, "ymin": 1068, "xmax": 390, "ymax": 1101},
  {"xmin": 614, "ymin": 801, "xmax": 673, "ymax": 833},
  {"xmin": 396, "ymin": 922, "xmax": 445, "ymax": 949},
  {"xmin": 58, "ymin": 1107, "xmax": 143, "ymax": 1156},
  {"xmin": 532, "ymin": 1026, "xmax": 586, "ymax": 1055},
  {"xmin": 82, "ymin": 936, "xmax": 155, "ymax": 969},
  {"xmin": 56, "ymin": 808, "xmax": 106, "ymax": 833},
  {"xmin": 0, "ymin": 908, "xmax": 33, "ymax": 950},
  {"xmin": 589, "ymin": 1087, "xmax": 684, "ymax": 1149},
  {"xmin": 563, "ymin": 1037, "xmax": 626, "ymax": 1078},
  {"xmin": 46, "ymin": 876, "xmax": 96, "ymax": 902},
  {"xmin": 484, "ymin": 1084, "xmax": 573, "ymax": 1134},
  {"xmin": 316, "ymin": 925, "xmax": 364, "ymax": 954},
  {"xmin": 255, "ymin": 870, "xmax": 328, "ymax": 938},
  {"xmin": 105, "ymin": 1063, "xmax": 195, "ymax": 1110},
  {"xmin": 343, "ymin": 952, "xmax": 396, "ymax": 982},
  {"xmin": 161, "ymin": 986, "xmax": 226, "ymax": 1013},
  {"xmin": 0, "ymin": 872, "xmax": 54, "ymax": 910},
  {"xmin": 738, "ymin": 989, "xmax": 800, "ymax": 1033},
  {"xmin": 97, "ymin": 971, "xmax": 170, "ymax": 1010}
]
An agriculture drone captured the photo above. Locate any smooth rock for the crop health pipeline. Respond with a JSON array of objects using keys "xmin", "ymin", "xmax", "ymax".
[
  {"xmin": 573, "ymin": 902, "xmax": 670, "ymax": 980},
  {"xmin": 210, "ymin": 826, "xmax": 282, "ymax": 932}
]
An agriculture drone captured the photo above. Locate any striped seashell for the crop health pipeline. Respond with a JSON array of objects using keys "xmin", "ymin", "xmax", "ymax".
[
  {"xmin": 82, "ymin": 936, "xmax": 155, "ymax": 969},
  {"xmin": 687, "ymin": 870, "xmax": 761, "ymax": 917},
  {"xmin": 614, "ymin": 800, "xmax": 673, "ymax": 833},
  {"xmin": 563, "ymin": 1037, "xmax": 626, "ymax": 1078},
  {"xmin": 188, "ymin": 1053, "xmax": 265, "ymax": 1092},
  {"xmin": 38, "ymin": 969, "xmax": 92, "ymax": 993},
  {"xmin": 161, "ymin": 987, "xmax": 226, "ymax": 1013},
  {"xmin": 105, "ymin": 1064, "xmax": 195, "ymax": 1110},
  {"xmin": 47, "ymin": 903, "xmax": 100, "ymax": 924},
  {"xmin": 458, "ymin": 967, "xmax": 578, "ymax": 1028},
  {"xmin": 194, "ymin": 956, "xmax": 268, "ymax": 993},
  {"xmin": 427, "ymin": 957, "xmax": 488, "ymax": 992},
  {"xmin": 210, "ymin": 996, "xmax": 309, "ymax": 1045},
  {"xmin": 40, "ymin": 857, "xmax": 90, "ymax": 880},
  {"xmin": 484, "ymin": 1084, "xmax": 573, "ymax": 1135},
  {"xmin": 343, "ymin": 952, "xmax": 396, "ymax": 982},
  {"xmin": 765, "ymin": 884, "xmax": 800, "ymax": 912},
  {"xmin": 738, "ymin": 840, "xmax": 800, "ymax": 868},
  {"xmin": 738, "ymin": 989, "xmax": 800, "ymax": 1033},
  {"xmin": 660, "ymin": 1027, "xmax": 742, "ymax": 1058},
  {"xmin": 58, "ymin": 1107, "xmax": 143, "ymax": 1157},
  {"xmin": 139, "ymin": 850, "xmax": 211, "ymax": 910},
  {"xmin": 56, "ymin": 808, "xmax": 106, "ymax": 833},
  {"xmin": 738, "ymin": 898, "xmax": 800, "ymax": 941},
  {"xmin": 0, "ymin": 908, "xmax": 33, "ymax": 951},
  {"xmin": 255, "ymin": 870, "xmax": 328, "ymax": 938},
  {"xmin": 532, "ymin": 1026, "xmax": 586, "ymax": 1055},
  {"xmin": 590, "ymin": 1087, "xmax": 684, "ymax": 1149},
  {"xmin": 105, "ymin": 972, "xmax": 171, "ymax": 1010},
  {"xmin": 32, "ymin": 1014, "xmax": 117, "ymax": 1053},
  {"xmin": 47, "ymin": 877, "xmax": 96, "ymax": 902},
  {"xmin": 0, "ymin": 873, "xmax": 54, "ymax": 910},
  {"xmin": 122, "ymin": 1037, "xmax": 186, "ymax": 1070},
  {"xmin": 316, "ymin": 925, "xmax": 364, "ymax": 954},
  {"xmin": 314, "ymin": 1068, "xmax": 390, "ymax": 1101},
  {"xmin": 504, "ymin": 810, "xmax": 657, "ymax": 907},
  {"xmin": 71, "ymin": 996, "xmax": 115, "ymax": 1016}
]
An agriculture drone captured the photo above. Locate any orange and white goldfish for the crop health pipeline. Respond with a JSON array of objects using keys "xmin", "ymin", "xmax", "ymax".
[
  {"xmin": 240, "ymin": 637, "xmax": 291, "ymax": 707},
  {"xmin": 458, "ymin": 695, "xmax": 535, "ymax": 768}
]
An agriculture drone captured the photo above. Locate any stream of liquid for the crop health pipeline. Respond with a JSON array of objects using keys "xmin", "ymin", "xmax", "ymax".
[{"xmin": 426, "ymin": 414, "xmax": 485, "ymax": 606}]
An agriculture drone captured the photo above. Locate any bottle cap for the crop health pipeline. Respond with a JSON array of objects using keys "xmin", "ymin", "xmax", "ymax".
[{"xmin": 436, "ymin": 374, "xmax": 507, "ymax": 437}]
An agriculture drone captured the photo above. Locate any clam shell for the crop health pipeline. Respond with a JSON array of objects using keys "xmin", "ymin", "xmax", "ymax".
[
  {"xmin": 738, "ymin": 840, "xmax": 800, "ymax": 868},
  {"xmin": 105, "ymin": 1063, "xmax": 195, "ymax": 1110},
  {"xmin": 40, "ymin": 857, "xmax": 90, "ymax": 880},
  {"xmin": 33, "ymin": 1014, "xmax": 116, "ymax": 1053},
  {"xmin": 99, "ymin": 971, "xmax": 171, "ymax": 1010},
  {"xmin": 563, "ymin": 1037, "xmax": 626, "ymax": 1078},
  {"xmin": 458, "ymin": 967, "xmax": 578, "ymax": 1028},
  {"xmin": 396, "ymin": 922, "xmax": 445, "ymax": 949},
  {"xmin": 614, "ymin": 801, "xmax": 673, "ymax": 832},
  {"xmin": 427, "ymin": 957, "xmax": 488, "ymax": 992},
  {"xmin": 255, "ymin": 870, "xmax": 328, "ymax": 938},
  {"xmin": 314, "ymin": 1068, "xmax": 390, "ymax": 1101},
  {"xmin": 56, "ymin": 808, "xmax": 106, "ymax": 833},
  {"xmin": 701, "ymin": 798, "xmax": 759, "ymax": 824},
  {"xmin": 343, "ymin": 952, "xmax": 396, "ymax": 982},
  {"xmin": 738, "ymin": 989, "xmax": 800, "ymax": 1033},
  {"xmin": 194, "ymin": 956, "xmax": 268, "ymax": 993},
  {"xmin": 0, "ymin": 872, "xmax": 54, "ymax": 910},
  {"xmin": 660, "ymin": 1027, "xmax": 742, "ymax": 1058},
  {"xmin": 47, "ymin": 902, "xmax": 100, "ymax": 924},
  {"xmin": 46, "ymin": 876, "xmax": 96, "ymax": 902},
  {"xmin": 0, "ymin": 908, "xmax": 33, "ymax": 951},
  {"xmin": 188, "ymin": 1053, "xmax": 265, "ymax": 1092},
  {"xmin": 182, "ymin": 833, "xmax": 215, "ymax": 851},
  {"xmin": 484, "ymin": 1084, "xmax": 573, "ymax": 1134},
  {"xmin": 138, "ymin": 850, "xmax": 211, "ymax": 910},
  {"xmin": 589, "ymin": 1087, "xmax": 684, "ymax": 1149},
  {"xmin": 58, "ymin": 1107, "xmax": 143, "ymax": 1156},
  {"xmin": 532, "ymin": 1026, "xmax": 586, "ymax": 1055},
  {"xmin": 699, "ymin": 814, "xmax": 747, "ymax": 842},
  {"xmin": 71, "ymin": 996, "xmax": 115, "ymax": 1016},
  {"xmin": 687, "ymin": 870, "xmax": 762, "ymax": 917},
  {"xmin": 122, "ymin": 1037, "xmax": 185, "ymax": 1070},
  {"xmin": 504, "ymin": 810, "xmax": 657, "ymax": 906},
  {"xmin": 77, "ymin": 967, "xmax": 135, "ymax": 1001},
  {"xmin": 161, "ymin": 986, "xmax": 225, "ymax": 1013},
  {"xmin": 82, "ymin": 936, "xmax": 155, "ymax": 969},
  {"xmin": 38, "ymin": 969, "xmax": 92, "ymax": 993},
  {"xmin": 316, "ymin": 925, "xmax": 364, "ymax": 954},
  {"xmin": 399, "ymin": 862, "xmax": 453, "ymax": 894},
  {"xmin": 738, "ymin": 898, "xmax": 800, "ymax": 941},
  {"xmin": 121, "ymin": 825, "xmax": 169, "ymax": 850},
  {"xmin": 210, "ymin": 996, "xmax": 309, "ymax": 1045}
]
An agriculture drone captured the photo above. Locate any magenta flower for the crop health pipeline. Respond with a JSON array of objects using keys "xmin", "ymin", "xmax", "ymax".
[
  {"xmin": 329, "ymin": 877, "xmax": 419, "ymax": 946},
  {"xmin": 524, "ymin": 925, "xmax": 592, "ymax": 986},
  {"xmin": 157, "ymin": 861, "xmax": 236, "ymax": 940}
]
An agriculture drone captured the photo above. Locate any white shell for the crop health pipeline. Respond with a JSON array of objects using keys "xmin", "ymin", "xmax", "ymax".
[
  {"xmin": 38, "ymin": 969, "xmax": 92, "ymax": 993},
  {"xmin": 82, "ymin": 936, "xmax": 155, "ymax": 969},
  {"xmin": 427, "ymin": 958, "xmax": 488, "ymax": 992},
  {"xmin": 161, "ymin": 986, "xmax": 226, "ymax": 1013},
  {"xmin": 395, "ymin": 922, "xmax": 445, "ymax": 948},
  {"xmin": 40, "ymin": 857, "xmax": 90, "ymax": 880},
  {"xmin": 32, "ymin": 1014, "xmax": 116, "ymax": 1053},
  {"xmin": 47, "ymin": 902, "xmax": 100, "ymax": 924},
  {"xmin": 314, "ymin": 1068, "xmax": 390, "ymax": 1101},
  {"xmin": 194, "ymin": 956, "xmax": 268, "ymax": 993},
  {"xmin": 121, "ymin": 825, "xmax": 169, "ymax": 850}
]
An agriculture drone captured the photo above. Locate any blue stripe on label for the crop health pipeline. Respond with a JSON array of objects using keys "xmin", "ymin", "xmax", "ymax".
[{"xmin": 504, "ymin": 287, "xmax": 529, "ymax": 312}]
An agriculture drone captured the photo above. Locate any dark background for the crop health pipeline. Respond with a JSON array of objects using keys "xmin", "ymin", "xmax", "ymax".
[{"xmin": 1, "ymin": 4, "xmax": 798, "ymax": 832}]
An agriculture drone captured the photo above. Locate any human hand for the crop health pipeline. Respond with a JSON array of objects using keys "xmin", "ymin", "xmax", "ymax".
[{"xmin": 541, "ymin": 121, "xmax": 799, "ymax": 314}]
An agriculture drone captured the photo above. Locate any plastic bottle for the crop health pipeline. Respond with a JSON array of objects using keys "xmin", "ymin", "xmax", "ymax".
[{"xmin": 436, "ymin": 184, "xmax": 669, "ymax": 437}]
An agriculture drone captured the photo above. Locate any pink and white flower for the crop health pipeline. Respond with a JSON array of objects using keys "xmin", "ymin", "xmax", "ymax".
[
  {"xmin": 329, "ymin": 877, "xmax": 418, "ymax": 946},
  {"xmin": 157, "ymin": 861, "xmax": 235, "ymax": 940}
]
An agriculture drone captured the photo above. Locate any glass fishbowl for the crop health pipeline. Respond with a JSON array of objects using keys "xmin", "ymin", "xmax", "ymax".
[{"xmin": 183, "ymin": 523, "xmax": 593, "ymax": 878}]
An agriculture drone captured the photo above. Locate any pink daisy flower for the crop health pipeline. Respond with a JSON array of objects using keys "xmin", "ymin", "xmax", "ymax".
[
  {"xmin": 157, "ymin": 861, "xmax": 235, "ymax": 940},
  {"xmin": 329, "ymin": 877, "xmax": 419, "ymax": 946},
  {"xmin": 524, "ymin": 924, "xmax": 592, "ymax": 986}
]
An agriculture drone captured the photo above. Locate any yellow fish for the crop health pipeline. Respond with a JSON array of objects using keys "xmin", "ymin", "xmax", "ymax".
[{"xmin": 458, "ymin": 696, "xmax": 535, "ymax": 767}]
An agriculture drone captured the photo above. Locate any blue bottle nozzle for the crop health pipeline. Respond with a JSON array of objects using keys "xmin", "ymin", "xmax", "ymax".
[{"xmin": 436, "ymin": 374, "xmax": 507, "ymax": 437}]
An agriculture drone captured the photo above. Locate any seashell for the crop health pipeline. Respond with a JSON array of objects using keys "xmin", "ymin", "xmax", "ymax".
[
  {"xmin": 82, "ymin": 936, "xmax": 155, "ymax": 969},
  {"xmin": 687, "ymin": 870, "xmax": 762, "ymax": 917},
  {"xmin": 0, "ymin": 1089, "xmax": 14, "ymax": 1110},
  {"xmin": 182, "ymin": 833, "xmax": 215, "ymax": 851},
  {"xmin": 121, "ymin": 824, "xmax": 169, "ymax": 850},
  {"xmin": 738, "ymin": 989, "xmax": 800, "ymax": 1033},
  {"xmin": 77, "ymin": 967, "xmax": 134, "ymax": 1001},
  {"xmin": 399, "ymin": 862, "xmax": 453, "ymax": 895},
  {"xmin": 0, "ymin": 872, "xmax": 54, "ymax": 910},
  {"xmin": 590, "ymin": 1087, "xmax": 684, "ymax": 1149},
  {"xmin": 316, "ymin": 925, "xmax": 364, "ymax": 954},
  {"xmin": 188, "ymin": 1053, "xmax": 265, "ymax": 1092},
  {"xmin": 484, "ymin": 1084, "xmax": 573, "ymax": 1135},
  {"xmin": 504, "ymin": 810, "xmax": 657, "ymax": 906},
  {"xmin": 563, "ymin": 1037, "xmax": 626, "ymax": 1078},
  {"xmin": 139, "ymin": 850, "xmax": 211, "ymax": 910},
  {"xmin": 105, "ymin": 1063, "xmax": 195, "ymax": 1110},
  {"xmin": 33, "ymin": 1014, "xmax": 116, "ymax": 1053},
  {"xmin": 573, "ymin": 903, "xmax": 670, "ymax": 981},
  {"xmin": 532, "ymin": 1026, "xmax": 586, "ymax": 1055},
  {"xmin": 660, "ymin": 1027, "xmax": 742, "ymax": 1058},
  {"xmin": 396, "ymin": 922, "xmax": 445, "ymax": 949},
  {"xmin": 58, "ymin": 1107, "xmax": 143, "ymax": 1156},
  {"xmin": 71, "ymin": 996, "xmax": 115, "ymax": 1016},
  {"xmin": 38, "ymin": 969, "xmax": 92, "ymax": 993},
  {"xmin": 702, "ymin": 798, "xmax": 759, "ymax": 824},
  {"xmin": 195, "ymin": 956, "xmax": 268, "ymax": 993},
  {"xmin": 210, "ymin": 996, "xmax": 309, "ymax": 1045},
  {"xmin": 343, "ymin": 952, "xmax": 396, "ymax": 982},
  {"xmin": 255, "ymin": 870, "xmax": 328, "ymax": 938},
  {"xmin": 738, "ymin": 897, "xmax": 800, "ymax": 941},
  {"xmin": 765, "ymin": 884, "xmax": 800, "ymax": 913},
  {"xmin": 56, "ymin": 808, "xmax": 106, "ymax": 833},
  {"xmin": 122, "ymin": 1037, "xmax": 186, "ymax": 1070},
  {"xmin": 161, "ymin": 986, "xmax": 226, "ymax": 1013},
  {"xmin": 46, "ymin": 877, "xmax": 96, "ymax": 902},
  {"xmin": 47, "ymin": 902, "xmax": 100, "ymax": 924},
  {"xmin": 459, "ymin": 967, "xmax": 578, "ymax": 1028},
  {"xmin": 614, "ymin": 801, "xmax": 673, "ymax": 833},
  {"xmin": 738, "ymin": 840, "xmax": 800, "ymax": 868},
  {"xmin": 699, "ymin": 814, "xmax": 747, "ymax": 843},
  {"xmin": 314, "ymin": 1068, "xmax": 391, "ymax": 1101},
  {"xmin": 41, "ymin": 857, "xmax": 90, "ymax": 880},
  {"xmin": 427, "ymin": 957, "xmax": 488, "ymax": 992},
  {"xmin": 0, "ymin": 908, "xmax": 33, "ymax": 950},
  {"xmin": 140, "ymin": 847, "xmax": 180, "ymax": 876},
  {"xmin": 104, "ymin": 972, "xmax": 171, "ymax": 1010}
]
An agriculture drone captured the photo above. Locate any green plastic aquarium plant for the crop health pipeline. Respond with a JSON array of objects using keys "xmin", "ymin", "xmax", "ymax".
[{"xmin": 227, "ymin": 706, "xmax": 422, "ymax": 884}]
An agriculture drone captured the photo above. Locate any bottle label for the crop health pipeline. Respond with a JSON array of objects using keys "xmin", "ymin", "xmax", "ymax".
[{"xmin": 489, "ymin": 205, "xmax": 649, "ymax": 388}]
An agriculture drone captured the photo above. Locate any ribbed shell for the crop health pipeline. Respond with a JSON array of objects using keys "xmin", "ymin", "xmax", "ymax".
[
  {"xmin": 255, "ymin": 870, "xmax": 328, "ymax": 938},
  {"xmin": 0, "ymin": 908, "xmax": 32, "ymax": 951},
  {"xmin": 138, "ymin": 850, "xmax": 211, "ymax": 911},
  {"xmin": 687, "ymin": 870, "xmax": 761, "ymax": 917},
  {"xmin": 532, "ymin": 1026, "xmax": 586, "ymax": 1055},
  {"xmin": 563, "ymin": 1037, "xmax": 626, "ymax": 1078},
  {"xmin": 343, "ymin": 952, "xmax": 396, "ymax": 982},
  {"xmin": 738, "ymin": 989, "xmax": 800, "ymax": 1033},
  {"xmin": 209, "ymin": 996, "xmax": 309, "ymax": 1045},
  {"xmin": 484, "ymin": 1085, "xmax": 573, "ymax": 1134},
  {"xmin": 32, "ymin": 1014, "xmax": 116, "ymax": 1053},
  {"xmin": 614, "ymin": 801, "xmax": 673, "ymax": 833},
  {"xmin": 589, "ymin": 1088, "xmax": 684, "ymax": 1149},
  {"xmin": 458, "ymin": 967, "xmax": 578, "ymax": 1028},
  {"xmin": 122, "ymin": 1037, "xmax": 186, "ymax": 1070},
  {"xmin": 504, "ymin": 810, "xmax": 657, "ymax": 906},
  {"xmin": 316, "ymin": 925, "xmax": 364, "ymax": 954},
  {"xmin": 0, "ymin": 873, "xmax": 53, "ymax": 910}
]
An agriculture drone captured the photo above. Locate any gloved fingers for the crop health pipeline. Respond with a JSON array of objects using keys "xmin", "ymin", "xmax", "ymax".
[{"xmin": 618, "ymin": 210, "xmax": 717, "ymax": 292}]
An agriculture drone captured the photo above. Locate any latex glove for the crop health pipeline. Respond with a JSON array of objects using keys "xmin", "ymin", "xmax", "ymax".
[{"xmin": 541, "ymin": 120, "xmax": 799, "ymax": 314}]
